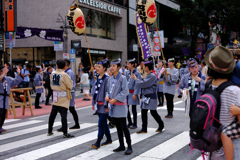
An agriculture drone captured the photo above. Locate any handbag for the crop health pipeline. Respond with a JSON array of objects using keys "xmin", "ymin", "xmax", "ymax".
[{"xmin": 222, "ymin": 117, "xmax": 240, "ymax": 139}]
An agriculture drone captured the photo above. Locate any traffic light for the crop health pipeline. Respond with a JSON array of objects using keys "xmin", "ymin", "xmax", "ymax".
[{"xmin": 3, "ymin": 0, "xmax": 17, "ymax": 32}]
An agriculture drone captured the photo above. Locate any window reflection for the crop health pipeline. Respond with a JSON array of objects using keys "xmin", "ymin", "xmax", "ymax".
[{"xmin": 81, "ymin": 8, "xmax": 116, "ymax": 40}]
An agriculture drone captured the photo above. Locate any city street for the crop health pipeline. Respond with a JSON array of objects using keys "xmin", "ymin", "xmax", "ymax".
[{"xmin": 0, "ymin": 93, "xmax": 204, "ymax": 160}]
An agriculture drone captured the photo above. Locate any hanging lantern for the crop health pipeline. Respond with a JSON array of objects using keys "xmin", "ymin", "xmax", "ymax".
[
  {"xmin": 67, "ymin": 6, "xmax": 86, "ymax": 35},
  {"xmin": 137, "ymin": 0, "xmax": 157, "ymax": 25}
]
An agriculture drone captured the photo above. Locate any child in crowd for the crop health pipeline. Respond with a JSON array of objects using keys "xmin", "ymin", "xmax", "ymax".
[{"xmin": 78, "ymin": 68, "xmax": 90, "ymax": 101}]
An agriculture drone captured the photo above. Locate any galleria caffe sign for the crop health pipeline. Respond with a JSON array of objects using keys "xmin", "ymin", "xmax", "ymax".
[{"xmin": 78, "ymin": 0, "xmax": 121, "ymax": 15}]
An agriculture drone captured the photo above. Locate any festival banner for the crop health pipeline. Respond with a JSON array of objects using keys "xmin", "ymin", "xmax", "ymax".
[
  {"xmin": 135, "ymin": 13, "xmax": 153, "ymax": 59},
  {"xmin": 15, "ymin": 27, "xmax": 64, "ymax": 42}
]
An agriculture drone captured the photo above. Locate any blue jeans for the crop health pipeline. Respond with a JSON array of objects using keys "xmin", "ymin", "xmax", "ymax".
[{"xmin": 98, "ymin": 113, "xmax": 110, "ymax": 139}]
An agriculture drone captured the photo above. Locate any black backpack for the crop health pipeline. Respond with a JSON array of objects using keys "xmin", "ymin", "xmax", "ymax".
[{"xmin": 189, "ymin": 80, "xmax": 233, "ymax": 156}]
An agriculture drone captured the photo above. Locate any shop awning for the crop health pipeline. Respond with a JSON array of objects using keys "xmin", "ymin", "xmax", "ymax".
[{"xmin": 12, "ymin": 58, "xmax": 26, "ymax": 63}]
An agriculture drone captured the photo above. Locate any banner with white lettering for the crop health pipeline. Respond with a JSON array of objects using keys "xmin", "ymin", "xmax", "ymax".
[{"xmin": 135, "ymin": 12, "xmax": 153, "ymax": 59}]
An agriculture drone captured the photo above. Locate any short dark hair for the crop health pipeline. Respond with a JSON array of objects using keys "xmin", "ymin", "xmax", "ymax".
[
  {"xmin": 144, "ymin": 57, "xmax": 153, "ymax": 70},
  {"xmin": 36, "ymin": 67, "xmax": 41, "ymax": 72},
  {"xmin": 5, "ymin": 62, "xmax": 10, "ymax": 67},
  {"xmin": 201, "ymin": 60, "xmax": 206, "ymax": 66},
  {"xmin": 207, "ymin": 68, "xmax": 233, "ymax": 79},
  {"xmin": 99, "ymin": 60, "xmax": 109, "ymax": 71},
  {"xmin": 57, "ymin": 59, "xmax": 66, "ymax": 69},
  {"xmin": 26, "ymin": 64, "xmax": 32, "ymax": 68},
  {"xmin": 82, "ymin": 68, "xmax": 88, "ymax": 73},
  {"xmin": 18, "ymin": 64, "xmax": 23, "ymax": 68},
  {"xmin": 64, "ymin": 59, "xmax": 70, "ymax": 66}
]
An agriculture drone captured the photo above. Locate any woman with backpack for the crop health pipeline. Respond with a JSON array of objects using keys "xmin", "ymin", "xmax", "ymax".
[{"xmin": 203, "ymin": 46, "xmax": 239, "ymax": 160}]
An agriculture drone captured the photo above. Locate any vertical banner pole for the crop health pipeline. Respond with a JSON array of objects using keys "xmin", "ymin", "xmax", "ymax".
[
  {"xmin": 84, "ymin": 31, "xmax": 95, "ymax": 80},
  {"xmin": 155, "ymin": 20, "xmax": 168, "ymax": 82}
]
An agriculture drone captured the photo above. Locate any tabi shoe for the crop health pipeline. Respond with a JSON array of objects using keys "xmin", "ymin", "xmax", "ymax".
[
  {"xmin": 130, "ymin": 125, "xmax": 137, "ymax": 129},
  {"xmin": 136, "ymin": 129, "xmax": 147, "ymax": 134},
  {"xmin": 35, "ymin": 106, "xmax": 42, "ymax": 109},
  {"xmin": 0, "ymin": 128, "xmax": 6, "ymax": 133},
  {"xmin": 168, "ymin": 114, "xmax": 173, "ymax": 118},
  {"xmin": 91, "ymin": 138, "xmax": 102, "ymax": 149},
  {"xmin": 56, "ymin": 127, "xmax": 63, "ymax": 132},
  {"xmin": 124, "ymin": 146, "xmax": 133, "ymax": 155},
  {"xmin": 108, "ymin": 122, "xmax": 115, "ymax": 129},
  {"xmin": 156, "ymin": 126, "xmax": 164, "ymax": 132},
  {"xmin": 47, "ymin": 132, "xmax": 54, "ymax": 136},
  {"xmin": 113, "ymin": 146, "xmax": 125, "ymax": 152},
  {"xmin": 165, "ymin": 114, "xmax": 170, "ymax": 118},
  {"xmin": 69, "ymin": 125, "xmax": 80, "ymax": 129},
  {"xmin": 63, "ymin": 133, "xmax": 74, "ymax": 138},
  {"xmin": 93, "ymin": 111, "xmax": 98, "ymax": 115},
  {"xmin": 127, "ymin": 123, "xmax": 133, "ymax": 128},
  {"xmin": 101, "ymin": 140, "xmax": 112, "ymax": 146},
  {"xmin": 45, "ymin": 103, "xmax": 51, "ymax": 105}
]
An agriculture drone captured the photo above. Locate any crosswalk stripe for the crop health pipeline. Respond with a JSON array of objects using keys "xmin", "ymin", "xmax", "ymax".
[
  {"xmin": 4, "ymin": 120, "xmax": 43, "ymax": 130},
  {"xmin": 68, "ymin": 128, "xmax": 161, "ymax": 160},
  {"xmin": 0, "ymin": 122, "xmax": 62, "ymax": 141},
  {"xmin": 132, "ymin": 131, "xmax": 189, "ymax": 160},
  {"xmin": 4, "ymin": 119, "xmax": 21, "ymax": 123},
  {"xmin": 0, "ymin": 123, "xmax": 97, "ymax": 153},
  {"xmin": 5, "ymin": 129, "xmax": 118, "ymax": 160}
]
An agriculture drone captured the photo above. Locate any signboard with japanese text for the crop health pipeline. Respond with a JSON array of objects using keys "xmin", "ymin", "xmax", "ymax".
[
  {"xmin": 54, "ymin": 41, "xmax": 63, "ymax": 51},
  {"xmin": 135, "ymin": 13, "xmax": 153, "ymax": 59}
]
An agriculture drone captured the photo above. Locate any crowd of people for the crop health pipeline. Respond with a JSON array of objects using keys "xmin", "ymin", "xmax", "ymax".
[{"xmin": 0, "ymin": 46, "xmax": 240, "ymax": 158}]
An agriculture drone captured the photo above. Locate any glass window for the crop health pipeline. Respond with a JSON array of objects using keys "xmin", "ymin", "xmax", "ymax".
[{"xmin": 81, "ymin": 8, "xmax": 116, "ymax": 40}]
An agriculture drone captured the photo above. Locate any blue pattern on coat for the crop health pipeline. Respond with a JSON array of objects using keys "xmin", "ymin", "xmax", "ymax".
[
  {"xmin": 125, "ymin": 68, "xmax": 141, "ymax": 105},
  {"xmin": 91, "ymin": 74, "xmax": 109, "ymax": 114},
  {"xmin": 34, "ymin": 73, "xmax": 43, "ymax": 93},
  {"xmin": 0, "ymin": 74, "xmax": 23, "ymax": 109},
  {"xmin": 135, "ymin": 72, "xmax": 158, "ymax": 110},
  {"xmin": 106, "ymin": 72, "xmax": 129, "ymax": 118}
]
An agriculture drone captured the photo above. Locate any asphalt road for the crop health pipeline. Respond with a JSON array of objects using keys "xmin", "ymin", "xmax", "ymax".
[{"xmin": 0, "ymin": 98, "xmax": 204, "ymax": 160}]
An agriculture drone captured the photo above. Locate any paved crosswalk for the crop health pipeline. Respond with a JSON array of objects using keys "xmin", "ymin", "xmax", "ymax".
[{"xmin": 0, "ymin": 101, "xmax": 205, "ymax": 160}]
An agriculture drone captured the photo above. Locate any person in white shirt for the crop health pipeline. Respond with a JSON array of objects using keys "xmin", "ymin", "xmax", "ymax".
[{"xmin": 78, "ymin": 68, "xmax": 90, "ymax": 101}]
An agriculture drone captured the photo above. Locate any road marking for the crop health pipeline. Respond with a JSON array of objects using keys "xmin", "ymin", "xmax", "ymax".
[
  {"xmin": 68, "ymin": 128, "xmax": 161, "ymax": 160},
  {"xmin": 0, "ymin": 123, "xmax": 97, "ymax": 153},
  {"xmin": 4, "ymin": 119, "xmax": 21, "ymax": 123},
  {"xmin": 5, "ymin": 129, "xmax": 117, "ymax": 160},
  {"xmin": 132, "ymin": 131, "xmax": 189, "ymax": 160},
  {"xmin": 0, "ymin": 122, "xmax": 62, "ymax": 141},
  {"xmin": 4, "ymin": 120, "xmax": 43, "ymax": 130}
]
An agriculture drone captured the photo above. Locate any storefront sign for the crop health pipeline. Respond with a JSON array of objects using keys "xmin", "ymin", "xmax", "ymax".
[
  {"xmin": 78, "ymin": 0, "xmax": 121, "ymax": 15},
  {"xmin": 87, "ymin": 50, "xmax": 106, "ymax": 54},
  {"xmin": 133, "ymin": 44, "xmax": 138, "ymax": 52},
  {"xmin": 63, "ymin": 53, "xmax": 69, "ymax": 59},
  {"xmin": 136, "ymin": 13, "xmax": 153, "ymax": 59},
  {"xmin": 54, "ymin": 41, "xmax": 63, "ymax": 51},
  {"xmin": 71, "ymin": 40, "xmax": 81, "ymax": 49},
  {"xmin": 15, "ymin": 27, "xmax": 64, "ymax": 42}
]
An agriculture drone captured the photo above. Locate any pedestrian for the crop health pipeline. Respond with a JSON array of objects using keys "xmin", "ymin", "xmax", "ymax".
[
  {"xmin": 78, "ymin": 63, "xmax": 84, "ymax": 93},
  {"xmin": 47, "ymin": 59, "xmax": 74, "ymax": 138},
  {"xmin": 29, "ymin": 66, "xmax": 36, "ymax": 94},
  {"xmin": 176, "ymin": 60, "xmax": 181, "ymax": 69},
  {"xmin": 161, "ymin": 58, "xmax": 179, "ymax": 118},
  {"xmin": 20, "ymin": 64, "xmax": 31, "ymax": 88},
  {"xmin": 5, "ymin": 62, "xmax": 14, "ymax": 78},
  {"xmin": 0, "ymin": 65, "xmax": 23, "ymax": 133},
  {"xmin": 156, "ymin": 60, "xmax": 165, "ymax": 107},
  {"xmin": 105, "ymin": 58, "xmax": 132, "ymax": 155},
  {"xmin": 45, "ymin": 66, "xmax": 53, "ymax": 105},
  {"xmin": 78, "ymin": 68, "xmax": 90, "ymax": 101},
  {"xmin": 125, "ymin": 58, "xmax": 141, "ymax": 129},
  {"xmin": 132, "ymin": 57, "xmax": 164, "ymax": 134},
  {"xmin": 179, "ymin": 62, "xmax": 187, "ymax": 80},
  {"xmin": 178, "ymin": 58, "xmax": 207, "ymax": 114},
  {"xmin": 34, "ymin": 66, "xmax": 45, "ymax": 109},
  {"xmin": 62, "ymin": 59, "xmax": 80, "ymax": 130},
  {"xmin": 200, "ymin": 60, "xmax": 208, "ymax": 76},
  {"xmin": 91, "ymin": 59, "xmax": 112, "ymax": 149},
  {"xmin": 202, "ymin": 46, "xmax": 239, "ymax": 159}
]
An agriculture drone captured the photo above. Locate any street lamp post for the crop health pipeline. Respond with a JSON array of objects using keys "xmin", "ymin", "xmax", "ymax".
[{"xmin": 56, "ymin": 14, "xmax": 68, "ymax": 54}]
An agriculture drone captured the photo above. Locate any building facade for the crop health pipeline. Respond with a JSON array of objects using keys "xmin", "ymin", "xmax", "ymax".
[{"xmin": 6, "ymin": 0, "xmax": 128, "ymax": 74}]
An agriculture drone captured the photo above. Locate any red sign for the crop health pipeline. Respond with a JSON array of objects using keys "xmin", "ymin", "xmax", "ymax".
[
  {"xmin": 153, "ymin": 37, "xmax": 160, "ymax": 44},
  {"xmin": 153, "ymin": 44, "xmax": 161, "ymax": 52}
]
